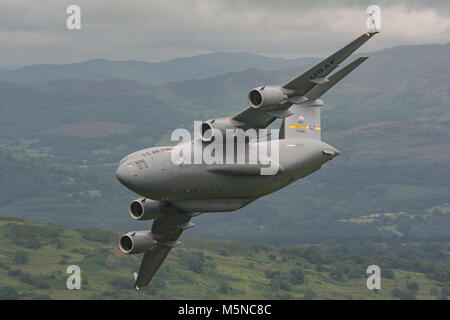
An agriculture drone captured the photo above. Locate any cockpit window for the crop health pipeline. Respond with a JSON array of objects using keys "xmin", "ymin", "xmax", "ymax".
[{"xmin": 119, "ymin": 154, "xmax": 138, "ymax": 165}]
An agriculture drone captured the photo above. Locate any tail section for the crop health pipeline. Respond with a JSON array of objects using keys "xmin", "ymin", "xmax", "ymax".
[
  {"xmin": 280, "ymin": 100, "xmax": 322, "ymax": 140},
  {"xmin": 281, "ymin": 56, "xmax": 369, "ymax": 140}
]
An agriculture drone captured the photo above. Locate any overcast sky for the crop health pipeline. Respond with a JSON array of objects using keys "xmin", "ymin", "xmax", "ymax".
[{"xmin": 0, "ymin": 0, "xmax": 449, "ymax": 66}]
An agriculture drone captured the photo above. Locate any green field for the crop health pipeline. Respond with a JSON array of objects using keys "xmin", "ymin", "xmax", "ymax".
[{"xmin": 0, "ymin": 217, "xmax": 448, "ymax": 300}]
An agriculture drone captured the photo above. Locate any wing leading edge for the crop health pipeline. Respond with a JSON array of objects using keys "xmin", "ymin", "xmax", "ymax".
[
  {"xmin": 232, "ymin": 32, "xmax": 378, "ymax": 130},
  {"xmin": 134, "ymin": 207, "xmax": 194, "ymax": 289},
  {"xmin": 283, "ymin": 32, "xmax": 377, "ymax": 94}
]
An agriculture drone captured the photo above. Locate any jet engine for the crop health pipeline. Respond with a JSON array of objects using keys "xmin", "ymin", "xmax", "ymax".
[
  {"xmin": 248, "ymin": 86, "xmax": 288, "ymax": 110},
  {"xmin": 200, "ymin": 121, "xmax": 215, "ymax": 142},
  {"xmin": 119, "ymin": 231, "xmax": 156, "ymax": 254},
  {"xmin": 199, "ymin": 117, "xmax": 241, "ymax": 142},
  {"xmin": 128, "ymin": 198, "xmax": 166, "ymax": 220}
]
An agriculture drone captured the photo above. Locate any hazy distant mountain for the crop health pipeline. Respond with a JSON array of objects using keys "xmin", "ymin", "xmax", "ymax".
[
  {"xmin": 0, "ymin": 64, "xmax": 23, "ymax": 70},
  {"xmin": 0, "ymin": 52, "xmax": 317, "ymax": 86},
  {"xmin": 0, "ymin": 42, "xmax": 449, "ymax": 245},
  {"xmin": 164, "ymin": 43, "xmax": 450, "ymax": 117},
  {"xmin": 39, "ymin": 79, "xmax": 153, "ymax": 96}
]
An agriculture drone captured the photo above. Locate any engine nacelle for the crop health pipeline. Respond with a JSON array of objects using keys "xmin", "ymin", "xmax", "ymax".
[
  {"xmin": 119, "ymin": 231, "xmax": 156, "ymax": 254},
  {"xmin": 199, "ymin": 117, "xmax": 240, "ymax": 142},
  {"xmin": 129, "ymin": 198, "xmax": 166, "ymax": 220},
  {"xmin": 248, "ymin": 86, "xmax": 288, "ymax": 110},
  {"xmin": 200, "ymin": 121, "xmax": 215, "ymax": 142}
]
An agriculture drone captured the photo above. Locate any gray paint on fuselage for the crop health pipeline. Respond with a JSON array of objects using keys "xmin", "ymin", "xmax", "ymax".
[{"xmin": 116, "ymin": 138, "xmax": 339, "ymax": 205}]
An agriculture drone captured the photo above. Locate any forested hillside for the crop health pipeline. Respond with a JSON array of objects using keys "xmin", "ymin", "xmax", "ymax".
[
  {"xmin": 0, "ymin": 43, "xmax": 449, "ymax": 246},
  {"xmin": 0, "ymin": 218, "xmax": 448, "ymax": 300}
]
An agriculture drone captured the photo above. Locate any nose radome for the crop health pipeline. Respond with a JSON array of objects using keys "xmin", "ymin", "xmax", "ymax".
[
  {"xmin": 116, "ymin": 163, "xmax": 143, "ymax": 194},
  {"xmin": 116, "ymin": 164, "xmax": 130, "ymax": 186}
]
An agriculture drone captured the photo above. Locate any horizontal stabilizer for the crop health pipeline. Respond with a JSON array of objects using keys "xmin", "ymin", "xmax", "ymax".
[{"xmin": 305, "ymin": 57, "xmax": 368, "ymax": 101}]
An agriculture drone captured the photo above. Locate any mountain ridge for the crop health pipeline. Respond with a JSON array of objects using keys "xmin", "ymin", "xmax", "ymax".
[{"xmin": 2, "ymin": 41, "xmax": 449, "ymax": 87}]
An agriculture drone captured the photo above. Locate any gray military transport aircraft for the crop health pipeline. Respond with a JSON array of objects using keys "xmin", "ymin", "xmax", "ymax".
[{"xmin": 116, "ymin": 31, "xmax": 378, "ymax": 289}]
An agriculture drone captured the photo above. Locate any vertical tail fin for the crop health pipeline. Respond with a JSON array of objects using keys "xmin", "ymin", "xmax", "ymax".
[
  {"xmin": 280, "ymin": 56, "xmax": 369, "ymax": 140},
  {"xmin": 280, "ymin": 100, "xmax": 322, "ymax": 140}
]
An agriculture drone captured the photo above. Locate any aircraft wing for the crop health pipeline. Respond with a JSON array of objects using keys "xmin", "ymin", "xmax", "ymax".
[
  {"xmin": 231, "ymin": 107, "xmax": 278, "ymax": 131},
  {"xmin": 232, "ymin": 32, "xmax": 378, "ymax": 130},
  {"xmin": 282, "ymin": 32, "xmax": 377, "ymax": 95},
  {"xmin": 304, "ymin": 56, "xmax": 368, "ymax": 101},
  {"xmin": 134, "ymin": 207, "xmax": 194, "ymax": 289}
]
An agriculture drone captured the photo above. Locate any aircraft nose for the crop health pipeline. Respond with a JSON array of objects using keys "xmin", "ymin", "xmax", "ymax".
[
  {"xmin": 116, "ymin": 164, "xmax": 131, "ymax": 187},
  {"xmin": 116, "ymin": 163, "xmax": 144, "ymax": 194}
]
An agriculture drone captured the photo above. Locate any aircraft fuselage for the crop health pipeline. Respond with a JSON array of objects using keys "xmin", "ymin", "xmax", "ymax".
[{"xmin": 116, "ymin": 137, "xmax": 339, "ymax": 211}]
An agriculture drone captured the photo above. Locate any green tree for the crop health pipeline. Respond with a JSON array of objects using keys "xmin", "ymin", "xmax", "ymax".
[
  {"xmin": 111, "ymin": 277, "xmax": 132, "ymax": 289},
  {"xmin": 392, "ymin": 288, "xmax": 416, "ymax": 300},
  {"xmin": 0, "ymin": 286, "xmax": 20, "ymax": 300},
  {"xmin": 289, "ymin": 267, "xmax": 305, "ymax": 285},
  {"xmin": 13, "ymin": 251, "xmax": 30, "ymax": 264},
  {"xmin": 302, "ymin": 289, "xmax": 317, "ymax": 300},
  {"xmin": 406, "ymin": 281, "xmax": 420, "ymax": 292},
  {"xmin": 279, "ymin": 280, "xmax": 292, "ymax": 291},
  {"xmin": 218, "ymin": 281, "xmax": 232, "ymax": 295},
  {"xmin": 185, "ymin": 251, "xmax": 206, "ymax": 274},
  {"xmin": 383, "ymin": 268, "xmax": 395, "ymax": 279}
]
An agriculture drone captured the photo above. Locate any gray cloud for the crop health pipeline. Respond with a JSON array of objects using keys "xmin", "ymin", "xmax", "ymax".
[{"xmin": 0, "ymin": 0, "xmax": 449, "ymax": 65}]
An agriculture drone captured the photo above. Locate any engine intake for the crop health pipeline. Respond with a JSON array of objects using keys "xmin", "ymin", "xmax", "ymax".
[
  {"xmin": 248, "ymin": 86, "xmax": 288, "ymax": 110},
  {"xmin": 199, "ymin": 118, "xmax": 241, "ymax": 142},
  {"xmin": 119, "ymin": 231, "xmax": 156, "ymax": 254},
  {"xmin": 129, "ymin": 198, "xmax": 166, "ymax": 220},
  {"xmin": 200, "ymin": 122, "xmax": 214, "ymax": 142}
]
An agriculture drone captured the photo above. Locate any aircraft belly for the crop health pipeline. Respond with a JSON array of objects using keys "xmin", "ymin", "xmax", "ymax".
[{"xmin": 161, "ymin": 171, "xmax": 282, "ymax": 200}]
